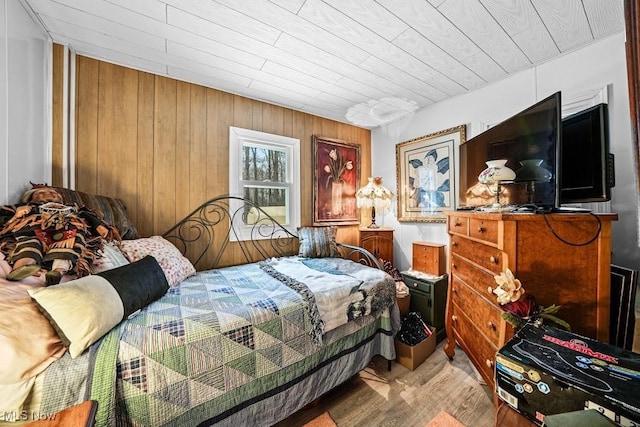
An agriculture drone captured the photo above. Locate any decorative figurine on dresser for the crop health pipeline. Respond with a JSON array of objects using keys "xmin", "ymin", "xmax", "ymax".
[
  {"xmin": 400, "ymin": 241, "xmax": 448, "ymax": 342},
  {"xmin": 443, "ymin": 210, "xmax": 617, "ymax": 390}
]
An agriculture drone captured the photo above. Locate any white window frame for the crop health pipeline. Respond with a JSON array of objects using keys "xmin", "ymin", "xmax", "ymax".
[{"xmin": 229, "ymin": 126, "xmax": 300, "ymax": 241}]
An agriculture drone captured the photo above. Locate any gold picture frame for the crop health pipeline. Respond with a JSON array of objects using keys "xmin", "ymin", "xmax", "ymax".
[{"xmin": 396, "ymin": 125, "xmax": 466, "ymax": 222}]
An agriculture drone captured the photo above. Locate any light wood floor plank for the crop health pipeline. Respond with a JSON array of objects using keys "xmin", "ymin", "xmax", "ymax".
[{"xmin": 276, "ymin": 342, "xmax": 496, "ymax": 427}]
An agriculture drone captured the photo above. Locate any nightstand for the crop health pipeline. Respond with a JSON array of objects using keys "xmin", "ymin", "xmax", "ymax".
[
  {"xmin": 400, "ymin": 271, "xmax": 448, "ymax": 342},
  {"xmin": 27, "ymin": 400, "xmax": 97, "ymax": 427},
  {"xmin": 359, "ymin": 227, "xmax": 394, "ymax": 263}
]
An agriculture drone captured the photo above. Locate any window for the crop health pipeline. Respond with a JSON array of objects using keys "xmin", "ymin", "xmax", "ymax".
[{"xmin": 229, "ymin": 127, "xmax": 300, "ymax": 239}]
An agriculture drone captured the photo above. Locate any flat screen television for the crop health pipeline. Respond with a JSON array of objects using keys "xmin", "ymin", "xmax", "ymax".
[
  {"xmin": 458, "ymin": 92, "xmax": 561, "ymax": 211},
  {"xmin": 560, "ymin": 103, "xmax": 614, "ymax": 204}
]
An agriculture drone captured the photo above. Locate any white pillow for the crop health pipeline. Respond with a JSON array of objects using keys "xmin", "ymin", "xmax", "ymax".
[{"xmin": 91, "ymin": 240, "xmax": 130, "ymax": 273}]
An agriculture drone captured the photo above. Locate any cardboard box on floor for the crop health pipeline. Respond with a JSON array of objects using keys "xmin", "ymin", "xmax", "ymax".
[
  {"xmin": 394, "ymin": 326, "xmax": 436, "ymax": 370},
  {"xmin": 496, "ymin": 323, "xmax": 640, "ymax": 426}
]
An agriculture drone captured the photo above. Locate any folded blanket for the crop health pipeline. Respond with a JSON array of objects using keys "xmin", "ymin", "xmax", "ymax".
[{"xmin": 261, "ymin": 257, "xmax": 395, "ymax": 340}]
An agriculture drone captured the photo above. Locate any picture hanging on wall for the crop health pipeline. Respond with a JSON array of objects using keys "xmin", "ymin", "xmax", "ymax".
[
  {"xmin": 313, "ymin": 135, "xmax": 361, "ymax": 225},
  {"xmin": 396, "ymin": 124, "xmax": 466, "ymax": 222}
]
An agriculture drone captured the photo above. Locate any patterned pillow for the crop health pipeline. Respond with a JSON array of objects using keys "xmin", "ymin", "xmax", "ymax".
[
  {"xmin": 120, "ymin": 236, "xmax": 196, "ymax": 287},
  {"xmin": 297, "ymin": 226, "xmax": 341, "ymax": 258},
  {"xmin": 51, "ymin": 186, "xmax": 139, "ymax": 240}
]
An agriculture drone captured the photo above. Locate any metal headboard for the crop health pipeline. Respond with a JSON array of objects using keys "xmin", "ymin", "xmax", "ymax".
[{"xmin": 162, "ymin": 195, "xmax": 382, "ymax": 270}]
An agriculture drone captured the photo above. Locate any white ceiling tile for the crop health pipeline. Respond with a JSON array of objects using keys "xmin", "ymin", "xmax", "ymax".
[
  {"xmin": 105, "ymin": 0, "xmax": 167, "ymax": 23},
  {"xmin": 531, "ymin": 0, "xmax": 593, "ymax": 52},
  {"xmin": 24, "ymin": 0, "xmax": 625, "ymax": 126},
  {"xmin": 321, "ymin": 0, "xmax": 409, "ymax": 41},
  {"xmin": 164, "ymin": 0, "xmax": 282, "ymax": 45},
  {"xmin": 393, "ymin": 28, "xmax": 486, "ymax": 91},
  {"xmin": 267, "ymin": 0, "xmax": 306, "ymax": 15},
  {"xmin": 582, "ymin": 0, "xmax": 625, "ymax": 39},
  {"xmin": 512, "ymin": 22, "xmax": 560, "ymax": 64},
  {"xmin": 439, "ymin": 0, "xmax": 531, "ymax": 73}
]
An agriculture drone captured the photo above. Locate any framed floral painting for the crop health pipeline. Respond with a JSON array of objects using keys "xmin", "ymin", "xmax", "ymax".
[
  {"xmin": 396, "ymin": 125, "xmax": 466, "ymax": 222},
  {"xmin": 313, "ymin": 136, "xmax": 360, "ymax": 225}
]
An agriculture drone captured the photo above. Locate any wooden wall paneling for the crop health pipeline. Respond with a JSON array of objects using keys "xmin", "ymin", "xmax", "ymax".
[
  {"xmin": 293, "ymin": 111, "xmax": 311, "ymax": 226},
  {"xmin": 75, "ymin": 56, "xmax": 100, "ymax": 195},
  {"xmin": 251, "ymin": 98, "xmax": 263, "ymax": 130},
  {"xmin": 135, "ymin": 71, "xmax": 155, "ymax": 238},
  {"xmin": 175, "ymin": 81, "xmax": 192, "ymax": 224},
  {"xmin": 262, "ymin": 103, "xmax": 284, "ymax": 136},
  {"xmin": 51, "ymin": 44, "xmax": 64, "ymax": 187},
  {"xmin": 187, "ymin": 84, "xmax": 208, "ymax": 268},
  {"xmin": 207, "ymin": 89, "xmax": 233, "ymax": 267},
  {"xmin": 153, "ymin": 75, "xmax": 177, "ymax": 233},
  {"xmin": 67, "ymin": 55, "xmax": 372, "ymax": 266},
  {"xmin": 233, "ymin": 95, "xmax": 253, "ymax": 130},
  {"xmin": 96, "ymin": 63, "xmax": 139, "ymax": 221}
]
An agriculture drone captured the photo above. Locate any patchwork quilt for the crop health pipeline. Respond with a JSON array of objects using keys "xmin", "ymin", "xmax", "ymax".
[{"xmin": 37, "ymin": 257, "xmax": 396, "ymax": 426}]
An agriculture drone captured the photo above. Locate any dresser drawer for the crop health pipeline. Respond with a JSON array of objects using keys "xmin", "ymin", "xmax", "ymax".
[
  {"xmin": 469, "ymin": 217, "xmax": 499, "ymax": 245},
  {"xmin": 450, "ymin": 254, "xmax": 498, "ymax": 304},
  {"xmin": 450, "ymin": 277, "xmax": 502, "ymax": 346},
  {"xmin": 448, "ymin": 216, "xmax": 469, "ymax": 235},
  {"xmin": 450, "ymin": 237, "xmax": 504, "ymax": 273},
  {"xmin": 450, "ymin": 302, "xmax": 499, "ymax": 387}
]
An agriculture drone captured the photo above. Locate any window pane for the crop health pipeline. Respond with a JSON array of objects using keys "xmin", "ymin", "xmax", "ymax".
[
  {"xmin": 241, "ymin": 144, "xmax": 287, "ymax": 183},
  {"xmin": 243, "ymin": 186, "xmax": 288, "ymax": 225}
]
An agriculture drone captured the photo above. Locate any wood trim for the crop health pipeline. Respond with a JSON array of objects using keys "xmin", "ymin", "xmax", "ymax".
[{"xmin": 625, "ymin": 0, "xmax": 640, "ymax": 234}]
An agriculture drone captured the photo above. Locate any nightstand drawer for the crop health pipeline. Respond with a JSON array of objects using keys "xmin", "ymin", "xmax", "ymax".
[
  {"xmin": 402, "ymin": 274, "xmax": 433, "ymax": 294},
  {"xmin": 450, "ymin": 236, "xmax": 504, "ymax": 273}
]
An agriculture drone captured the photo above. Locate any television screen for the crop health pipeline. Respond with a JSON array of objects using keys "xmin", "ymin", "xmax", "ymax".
[
  {"xmin": 459, "ymin": 92, "xmax": 561, "ymax": 210},
  {"xmin": 560, "ymin": 103, "xmax": 613, "ymax": 204}
]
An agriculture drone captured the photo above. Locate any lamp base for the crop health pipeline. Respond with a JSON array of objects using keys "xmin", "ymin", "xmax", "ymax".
[
  {"xmin": 479, "ymin": 204, "xmax": 515, "ymax": 213},
  {"xmin": 366, "ymin": 223, "xmax": 381, "ymax": 229}
]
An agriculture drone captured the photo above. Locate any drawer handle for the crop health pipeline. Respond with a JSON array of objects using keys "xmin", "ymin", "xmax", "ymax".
[
  {"xmin": 413, "ymin": 283, "xmax": 418, "ymax": 288},
  {"xmin": 488, "ymin": 321, "xmax": 496, "ymax": 330},
  {"xmin": 487, "ymin": 286, "xmax": 493, "ymax": 294},
  {"xmin": 451, "ymin": 241, "xmax": 458, "ymax": 247},
  {"xmin": 486, "ymin": 359, "xmax": 494, "ymax": 368},
  {"xmin": 452, "ymin": 287, "xmax": 458, "ymax": 294},
  {"xmin": 454, "ymin": 221, "xmax": 461, "ymax": 227},
  {"xmin": 489, "ymin": 256, "xmax": 498, "ymax": 264},
  {"xmin": 451, "ymin": 315, "xmax": 458, "ymax": 323},
  {"xmin": 477, "ymin": 226, "xmax": 485, "ymax": 233},
  {"xmin": 452, "ymin": 263, "xmax": 458, "ymax": 269}
]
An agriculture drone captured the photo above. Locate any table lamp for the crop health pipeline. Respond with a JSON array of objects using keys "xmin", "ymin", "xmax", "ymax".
[
  {"xmin": 356, "ymin": 177, "xmax": 393, "ymax": 228},
  {"xmin": 478, "ymin": 159, "xmax": 516, "ymax": 210},
  {"xmin": 515, "ymin": 159, "xmax": 552, "ymax": 204}
]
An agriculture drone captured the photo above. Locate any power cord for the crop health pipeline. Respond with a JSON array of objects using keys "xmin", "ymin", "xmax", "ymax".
[{"xmin": 541, "ymin": 210, "xmax": 602, "ymax": 246}]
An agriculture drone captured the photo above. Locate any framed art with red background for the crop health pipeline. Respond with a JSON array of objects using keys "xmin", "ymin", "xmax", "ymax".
[{"xmin": 313, "ymin": 135, "xmax": 360, "ymax": 225}]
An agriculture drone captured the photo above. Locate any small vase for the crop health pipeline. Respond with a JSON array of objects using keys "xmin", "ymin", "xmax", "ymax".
[{"xmin": 331, "ymin": 181, "xmax": 343, "ymax": 216}]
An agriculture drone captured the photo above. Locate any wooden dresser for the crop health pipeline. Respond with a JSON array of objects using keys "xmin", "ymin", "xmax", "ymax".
[
  {"xmin": 359, "ymin": 227, "xmax": 394, "ymax": 263},
  {"xmin": 443, "ymin": 211, "xmax": 617, "ymax": 389}
]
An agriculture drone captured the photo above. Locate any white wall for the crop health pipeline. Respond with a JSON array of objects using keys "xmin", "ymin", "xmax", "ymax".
[
  {"xmin": 372, "ymin": 32, "xmax": 638, "ymax": 272},
  {"xmin": 0, "ymin": 0, "xmax": 51, "ymax": 204}
]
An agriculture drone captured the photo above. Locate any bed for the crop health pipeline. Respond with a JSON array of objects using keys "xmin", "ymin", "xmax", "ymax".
[{"xmin": 0, "ymin": 193, "xmax": 399, "ymax": 426}]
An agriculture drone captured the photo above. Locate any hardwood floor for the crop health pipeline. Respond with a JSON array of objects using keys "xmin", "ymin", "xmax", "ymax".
[{"xmin": 275, "ymin": 341, "xmax": 496, "ymax": 427}]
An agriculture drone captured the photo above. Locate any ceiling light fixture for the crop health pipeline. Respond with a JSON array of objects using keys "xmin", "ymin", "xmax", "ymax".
[{"xmin": 346, "ymin": 97, "xmax": 419, "ymax": 128}]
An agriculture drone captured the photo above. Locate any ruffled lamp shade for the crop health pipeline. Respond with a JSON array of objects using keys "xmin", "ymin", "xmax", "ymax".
[{"xmin": 356, "ymin": 177, "xmax": 393, "ymax": 228}]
